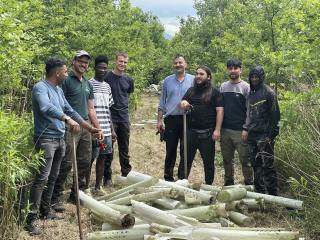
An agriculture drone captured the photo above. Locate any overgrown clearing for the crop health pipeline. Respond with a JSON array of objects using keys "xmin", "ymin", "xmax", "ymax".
[{"xmin": 18, "ymin": 93, "xmax": 302, "ymax": 239}]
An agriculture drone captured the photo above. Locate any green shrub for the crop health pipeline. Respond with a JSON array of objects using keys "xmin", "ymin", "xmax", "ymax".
[
  {"xmin": 276, "ymin": 86, "xmax": 320, "ymax": 238},
  {"xmin": 0, "ymin": 111, "xmax": 40, "ymax": 239}
]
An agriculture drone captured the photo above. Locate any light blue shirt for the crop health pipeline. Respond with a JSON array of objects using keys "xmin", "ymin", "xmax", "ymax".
[
  {"xmin": 158, "ymin": 73, "xmax": 194, "ymax": 117},
  {"xmin": 32, "ymin": 80, "xmax": 83, "ymax": 139}
]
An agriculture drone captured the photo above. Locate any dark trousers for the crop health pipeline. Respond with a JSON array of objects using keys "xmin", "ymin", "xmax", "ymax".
[
  {"xmin": 28, "ymin": 138, "xmax": 65, "ymax": 218},
  {"xmin": 52, "ymin": 127, "xmax": 92, "ymax": 202},
  {"xmin": 248, "ymin": 136, "xmax": 278, "ymax": 195},
  {"xmin": 163, "ymin": 115, "xmax": 184, "ymax": 181},
  {"xmin": 109, "ymin": 122, "xmax": 131, "ymax": 177},
  {"xmin": 180, "ymin": 129, "xmax": 215, "ymax": 185}
]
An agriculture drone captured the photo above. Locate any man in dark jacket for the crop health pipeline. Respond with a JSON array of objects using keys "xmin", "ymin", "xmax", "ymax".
[{"xmin": 246, "ymin": 65, "xmax": 280, "ymax": 195}]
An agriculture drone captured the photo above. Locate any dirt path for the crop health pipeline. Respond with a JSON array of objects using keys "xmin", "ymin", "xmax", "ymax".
[{"xmin": 19, "ymin": 93, "xmax": 300, "ymax": 239}]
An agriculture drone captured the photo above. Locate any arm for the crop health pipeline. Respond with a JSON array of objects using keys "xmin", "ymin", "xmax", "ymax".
[
  {"xmin": 128, "ymin": 76, "xmax": 134, "ymax": 94},
  {"xmin": 213, "ymin": 107, "xmax": 224, "ymax": 141},
  {"xmin": 88, "ymin": 99, "xmax": 104, "ymax": 140},
  {"xmin": 267, "ymin": 91, "xmax": 280, "ymax": 140},
  {"xmin": 33, "ymin": 84, "xmax": 65, "ymax": 120},
  {"xmin": 242, "ymin": 99, "xmax": 250, "ymax": 142},
  {"xmin": 157, "ymin": 80, "xmax": 167, "ymax": 132},
  {"xmin": 62, "ymin": 93, "xmax": 100, "ymax": 135}
]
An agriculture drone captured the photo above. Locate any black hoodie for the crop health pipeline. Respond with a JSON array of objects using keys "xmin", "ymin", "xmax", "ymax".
[{"xmin": 246, "ymin": 66, "xmax": 280, "ymax": 140}]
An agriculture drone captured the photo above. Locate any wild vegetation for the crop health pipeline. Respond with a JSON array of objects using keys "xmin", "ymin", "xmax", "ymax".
[{"xmin": 0, "ymin": 0, "xmax": 319, "ymax": 239}]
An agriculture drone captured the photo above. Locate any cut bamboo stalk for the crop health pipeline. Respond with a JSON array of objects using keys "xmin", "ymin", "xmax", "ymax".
[
  {"xmin": 227, "ymin": 211, "xmax": 252, "ymax": 227},
  {"xmin": 127, "ymin": 171, "xmax": 214, "ymax": 204},
  {"xmin": 107, "ymin": 191, "xmax": 132, "ymax": 201},
  {"xmin": 131, "ymin": 200, "xmax": 191, "ymax": 228},
  {"xmin": 241, "ymin": 198, "xmax": 265, "ymax": 211},
  {"xmin": 114, "ymin": 175, "xmax": 130, "ymax": 186},
  {"xmin": 97, "ymin": 177, "xmax": 159, "ymax": 201},
  {"xmin": 107, "ymin": 189, "xmax": 177, "ymax": 205},
  {"xmin": 217, "ymin": 188, "xmax": 247, "ymax": 202},
  {"xmin": 223, "ymin": 184, "xmax": 255, "ymax": 191},
  {"xmin": 157, "ymin": 226, "xmax": 299, "ymax": 240},
  {"xmin": 246, "ymin": 191, "xmax": 303, "ymax": 210},
  {"xmin": 154, "ymin": 198, "xmax": 181, "ymax": 210},
  {"xmin": 215, "ymin": 217, "xmax": 238, "ymax": 227},
  {"xmin": 87, "ymin": 228, "xmax": 150, "ymax": 240},
  {"xmin": 101, "ymin": 222, "xmax": 120, "ymax": 231},
  {"xmin": 168, "ymin": 204, "xmax": 228, "ymax": 220},
  {"xmin": 79, "ymin": 191, "xmax": 135, "ymax": 228},
  {"xmin": 149, "ymin": 223, "xmax": 174, "ymax": 234},
  {"xmin": 102, "ymin": 202, "xmax": 133, "ymax": 214},
  {"xmin": 200, "ymin": 184, "xmax": 222, "ymax": 193}
]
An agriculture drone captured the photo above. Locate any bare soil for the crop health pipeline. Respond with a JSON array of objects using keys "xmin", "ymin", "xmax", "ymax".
[{"xmin": 18, "ymin": 92, "xmax": 301, "ymax": 239}]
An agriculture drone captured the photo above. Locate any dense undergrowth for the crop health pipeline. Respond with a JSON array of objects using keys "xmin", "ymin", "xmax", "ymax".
[
  {"xmin": 0, "ymin": 112, "xmax": 40, "ymax": 239},
  {"xmin": 277, "ymin": 85, "xmax": 320, "ymax": 239}
]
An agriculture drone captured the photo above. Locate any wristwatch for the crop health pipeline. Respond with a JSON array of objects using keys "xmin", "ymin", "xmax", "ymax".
[{"xmin": 64, "ymin": 116, "xmax": 71, "ymax": 124}]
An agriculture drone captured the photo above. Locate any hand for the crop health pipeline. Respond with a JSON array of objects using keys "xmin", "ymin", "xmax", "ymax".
[
  {"xmin": 93, "ymin": 129, "xmax": 104, "ymax": 141},
  {"xmin": 111, "ymin": 130, "xmax": 117, "ymax": 142},
  {"xmin": 212, "ymin": 129, "xmax": 221, "ymax": 141},
  {"xmin": 67, "ymin": 119, "xmax": 80, "ymax": 134},
  {"xmin": 157, "ymin": 121, "xmax": 164, "ymax": 132},
  {"xmin": 241, "ymin": 130, "xmax": 248, "ymax": 142},
  {"xmin": 180, "ymin": 100, "xmax": 191, "ymax": 110}
]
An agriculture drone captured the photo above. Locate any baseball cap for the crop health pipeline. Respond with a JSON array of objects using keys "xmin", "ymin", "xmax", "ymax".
[{"xmin": 74, "ymin": 50, "xmax": 91, "ymax": 59}]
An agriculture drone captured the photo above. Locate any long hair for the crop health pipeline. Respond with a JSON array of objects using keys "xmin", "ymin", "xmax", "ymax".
[{"xmin": 193, "ymin": 65, "xmax": 213, "ymax": 103}]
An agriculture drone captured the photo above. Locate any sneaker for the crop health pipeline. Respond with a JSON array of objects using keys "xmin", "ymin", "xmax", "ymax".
[
  {"xmin": 25, "ymin": 220, "xmax": 42, "ymax": 236},
  {"xmin": 52, "ymin": 201, "xmax": 66, "ymax": 213},
  {"xmin": 40, "ymin": 210, "xmax": 64, "ymax": 220}
]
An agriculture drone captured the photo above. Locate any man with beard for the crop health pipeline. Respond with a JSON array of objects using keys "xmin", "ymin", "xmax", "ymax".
[
  {"xmin": 220, "ymin": 59, "xmax": 253, "ymax": 186},
  {"xmin": 180, "ymin": 66, "xmax": 223, "ymax": 184},
  {"xmin": 52, "ymin": 50, "xmax": 103, "ymax": 210},
  {"xmin": 87, "ymin": 55, "xmax": 116, "ymax": 190},
  {"xmin": 246, "ymin": 65, "xmax": 280, "ymax": 195},
  {"xmin": 157, "ymin": 54, "xmax": 194, "ymax": 181},
  {"xmin": 27, "ymin": 58, "xmax": 100, "ymax": 235},
  {"xmin": 104, "ymin": 52, "xmax": 134, "ymax": 178}
]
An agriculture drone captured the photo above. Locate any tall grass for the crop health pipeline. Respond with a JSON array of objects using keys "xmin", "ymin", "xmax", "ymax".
[
  {"xmin": 0, "ymin": 111, "xmax": 40, "ymax": 239},
  {"xmin": 276, "ymin": 88, "xmax": 320, "ymax": 239}
]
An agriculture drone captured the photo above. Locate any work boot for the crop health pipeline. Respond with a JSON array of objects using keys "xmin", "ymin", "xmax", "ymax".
[
  {"xmin": 40, "ymin": 209, "xmax": 64, "ymax": 220},
  {"xmin": 52, "ymin": 201, "xmax": 66, "ymax": 213},
  {"xmin": 25, "ymin": 213, "xmax": 41, "ymax": 235}
]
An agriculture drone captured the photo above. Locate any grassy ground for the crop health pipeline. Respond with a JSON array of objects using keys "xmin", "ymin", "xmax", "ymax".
[{"xmin": 18, "ymin": 92, "xmax": 302, "ymax": 239}]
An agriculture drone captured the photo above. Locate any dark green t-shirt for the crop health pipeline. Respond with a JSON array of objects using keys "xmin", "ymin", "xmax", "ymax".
[{"xmin": 62, "ymin": 72, "xmax": 93, "ymax": 120}]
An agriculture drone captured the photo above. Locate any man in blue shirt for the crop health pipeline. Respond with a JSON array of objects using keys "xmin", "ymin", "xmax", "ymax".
[
  {"xmin": 27, "ymin": 58, "xmax": 100, "ymax": 235},
  {"xmin": 157, "ymin": 54, "xmax": 194, "ymax": 181}
]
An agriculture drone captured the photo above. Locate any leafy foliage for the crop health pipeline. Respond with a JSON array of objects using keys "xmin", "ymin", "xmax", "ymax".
[
  {"xmin": 0, "ymin": 112, "xmax": 40, "ymax": 239},
  {"xmin": 276, "ymin": 86, "xmax": 320, "ymax": 238}
]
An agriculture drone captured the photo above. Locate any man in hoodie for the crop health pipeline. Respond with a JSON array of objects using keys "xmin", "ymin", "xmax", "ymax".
[{"xmin": 246, "ymin": 65, "xmax": 280, "ymax": 196}]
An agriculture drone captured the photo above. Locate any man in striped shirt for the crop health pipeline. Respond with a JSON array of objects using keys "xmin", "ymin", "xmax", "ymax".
[{"xmin": 88, "ymin": 55, "xmax": 116, "ymax": 189}]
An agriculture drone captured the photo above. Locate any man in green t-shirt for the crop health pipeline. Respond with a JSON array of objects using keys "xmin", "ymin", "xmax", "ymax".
[{"xmin": 52, "ymin": 50, "xmax": 103, "ymax": 211}]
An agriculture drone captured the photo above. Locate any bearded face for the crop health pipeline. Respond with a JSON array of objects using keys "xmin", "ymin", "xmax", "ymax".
[{"xmin": 194, "ymin": 68, "xmax": 211, "ymax": 89}]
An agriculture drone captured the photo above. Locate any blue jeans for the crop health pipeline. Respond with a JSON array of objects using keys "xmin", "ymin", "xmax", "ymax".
[{"xmin": 29, "ymin": 137, "xmax": 65, "ymax": 215}]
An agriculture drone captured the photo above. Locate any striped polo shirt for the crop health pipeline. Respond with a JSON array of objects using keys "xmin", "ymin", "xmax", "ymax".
[{"xmin": 89, "ymin": 78, "xmax": 114, "ymax": 137}]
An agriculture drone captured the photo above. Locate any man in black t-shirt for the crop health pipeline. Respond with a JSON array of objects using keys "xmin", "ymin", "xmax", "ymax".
[
  {"xmin": 180, "ymin": 66, "xmax": 224, "ymax": 184},
  {"xmin": 104, "ymin": 52, "xmax": 134, "ymax": 177}
]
